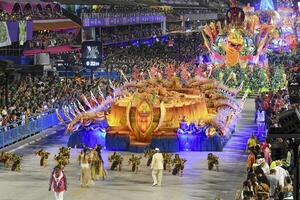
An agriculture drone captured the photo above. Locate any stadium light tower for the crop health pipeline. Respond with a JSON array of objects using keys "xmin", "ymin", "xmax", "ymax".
[{"xmin": 260, "ymin": 0, "xmax": 275, "ymax": 10}]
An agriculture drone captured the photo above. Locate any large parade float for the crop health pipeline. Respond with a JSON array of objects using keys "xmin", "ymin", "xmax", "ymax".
[
  {"xmin": 57, "ymin": 73, "xmax": 245, "ymax": 152},
  {"xmin": 200, "ymin": 0, "xmax": 298, "ymax": 94}
]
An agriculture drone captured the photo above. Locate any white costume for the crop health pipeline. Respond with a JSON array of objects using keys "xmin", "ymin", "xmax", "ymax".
[{"xmin": 151, "ymin": 148, "xmax": 164, "ymax": 186}]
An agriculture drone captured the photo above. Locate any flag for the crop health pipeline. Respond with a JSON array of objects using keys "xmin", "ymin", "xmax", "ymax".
[
  {"xmin": 201, "ymin": 30, "xmax": 211, "ymax": 52},
  {"xmin": 76, "ymin": 99, "xmax": 86, "ymax": 112},
  {"xmin": 109, "ymin": 80, "xmax": 115, "ymax": 90},
  {"xmin": 97, "ymin": 85, "xmax": 105, "ymax": 99},
  {"xmin": 19, "ymin": 21, "xmax": 26, "ymax": 46},
  {"xmin": 0, "ymin": 22, "xmax": 11, "ymax": 47},
  {"xmin": 256, "ymin": 32, "xmax": 269, "ymax": 61},
  {"xmin": 119, "ymin": 69, "xmax": 128, "ymax": 82},
  {"xmin": 81, "ymin": 94, "xmax": 92, "ymax": 110},
  {"xmin": 63, "ymin": 107, "xmax": 73, "ymax": 121},
  {"xmin": 90, "ymin": 91, "xmax": 99, "ymax": 106},
  {"xmin": 56, "ymin": 110, "xmax": 66, "ymax": 126},
  {"xmin": 73, "ymin": 102, "xmax": 82, "ymax": 114},
  {"xmin": 68, "ymin": 105, "xmax": 77, "ymax": 117}
]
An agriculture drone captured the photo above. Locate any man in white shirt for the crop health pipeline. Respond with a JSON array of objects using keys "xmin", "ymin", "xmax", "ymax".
[{"xmin": 151, "ymin": 148, "xmax": 164, "ymax": 187}]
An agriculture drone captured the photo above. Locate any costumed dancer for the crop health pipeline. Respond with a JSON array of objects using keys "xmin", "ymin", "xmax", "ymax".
[
  {"xmin": 207, "ymin": 153, "xmax": 219, "ymax": 172},
  {"xmin": 108, "ymin": 152, "xmax": 123, "ymax": 171},
  {"xmin": 163, "ymin": 153, "xmax": 173, "ymax": 172},
  {"xmin": 0, "ymin": 152, "xmax": 13, "ymax": 168},
  {"xmin": 49, "ymin": 165, "xmax": 67, "ymax": 200},
  {"xmin": 59, "ymin": 147, "xmax": 71, "ymax": 165},
  {"xmin": 256, "ymin": 107, "xmax": 266, "ymax": 136},
  {"xmin": 151, "ymin": 148, "xmax": 164, "ymax": 186},
  {"xmin": 246, "ymin": 133, "xmax": 258, "ymax": 153},
  {"xmin": 34, "ymin": 149, "xmax": 50, "ymax": 167},
  {"xmin": 128, "ymin": 154, "xmax": 142, "ymax": 173},
  {"xmin": 79, "ymin": 148, "xmax": 94, "ymax": 187},
  {"xmin": 11, "ymin": 154, "xmax": 22, "ymax": 172},
  {"xmin": 172, "ymin": 154, "xmax": 187, "ymax": 176},
  {"xmin": 90, "ymin": 149, "xmax": 100, "ymax": 181},
  {"xmin": 95, "ymin": 145, "xmax": 106, "ymax": 180},
  {"xmin": 144, "ymin": 149, "xmax": 155, "ymax": 167}
]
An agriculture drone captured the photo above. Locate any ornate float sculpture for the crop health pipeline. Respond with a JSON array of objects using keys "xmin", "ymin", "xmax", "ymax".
[
  {"xmin": 57, "ymin": 70, "xmax": 243, "ymax": 152},
  {"xmin": 201, "ymin": 1, "xmax": 277, "ymax": 67}
]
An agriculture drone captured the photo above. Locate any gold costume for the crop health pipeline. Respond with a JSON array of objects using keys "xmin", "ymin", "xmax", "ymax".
[
  {"xmin": 144, "ymin": 149, "xmax": 155, "ymax": 167},
  {"xmin": 11, "ymin": 154, "xmax": 22, "ymax": 172},
  {"xmin": 207, "ymin": 153, "xmax": 219, "ymax": 171},
  {"xmin": 0, "ymin": 152, "xmax": 22, "ymax": 172},
  {"xmin": 95, "ymin": 145, "xmax": 106, "ymax": 180},
  {"xmin": 54, "ymin": 147, "xmax": 71, "ymax": 167},
  {"xmin": 79, "ymin": 150, "xmax": 94, "ymax": 187},
  {"xmin": 163, "ymin": 153, "xmax": 173, "ymax": 172},
  {"xmin": 128, "ymin": 154, "xmax": 142, "ymax": 173},
  {"xmin": 34, "ymin": 149, "xmax": 50, "ymax": 167},
  {"xmin": 108, "ymin": 152, "xmax": 123, "ymax": 171},
  {"xmin": 172, "ymin": 154, "xmax": 187, "ymax": 176}
]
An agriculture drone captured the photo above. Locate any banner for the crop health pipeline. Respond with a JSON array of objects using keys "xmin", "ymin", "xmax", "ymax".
[
  {"xmin": 0, "ymin": 22, "xmax": 11, "ymax": 47},
  {"xmin": 83, "ymin": 15, "xmax": 165, "ymax": 27},
  {"xmin": 19, "ymin": 20, "xmax": 27, "ymax": 46}
]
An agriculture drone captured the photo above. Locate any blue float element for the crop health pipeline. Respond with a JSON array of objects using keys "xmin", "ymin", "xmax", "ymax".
[
  {"xmin": 105, "ymin": 134, "xmax": 130, "ymax": 151},
  {"xmin": 150, "ymin": 136, "xmax": 179, "ymax": 153},
  {"xmin": 176, "ymin": 120, "xmax": 233, "ymax": 151},
  {"xmin": 68, "ymin": 128, "xmax": 106, "ymax": 149},
  {"xmin": 67, "ymin": 119, "xmax": 233, "ymax": 152},
  {"xmin": 128, "ymin": 143, "xmax": 150, "ymax": 153},
  {"xmin": 260, "ymin": 0, "xmax": 275, "ymax": 10},
  {"xmin": 67, "ymin": 120, "xmax": 108, "ymax": 149}
]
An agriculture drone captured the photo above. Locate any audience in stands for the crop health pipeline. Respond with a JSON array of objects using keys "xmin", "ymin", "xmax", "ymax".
[
  {"xmin": 239, "ymin": 134, "xmax": 295, "ymax": 200},
  {"xmin": 28, "ymin": 31, "xmax": 76, "ymax": 49},
  {"xmin": 0, "ymin": 6, "xmax": 63, "ymax": 21},
  {"xmin": 0, "ymin": 74, "xmax": 114, "ymax": 130},
  {"xmin": 101, "ymin": 24, "xmax": 163, "ymax": 44},
  {"xmin": 103, "ymin": 33, "xmax": 203, "ymax": 74}
]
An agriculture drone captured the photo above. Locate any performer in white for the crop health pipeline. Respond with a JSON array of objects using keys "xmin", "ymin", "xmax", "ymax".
[
  {"xmin": 256, "ymin": 107, "xmax": 265, "ymax": 136},
  {"xmin": 151, "ymin": 148, "xmax": 164, "ymax": 186}
]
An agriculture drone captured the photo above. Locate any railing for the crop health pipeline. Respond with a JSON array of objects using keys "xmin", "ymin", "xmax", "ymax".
[{"xmin": 0, "ymin": 110, "xmax": 59, "ymax": 149}]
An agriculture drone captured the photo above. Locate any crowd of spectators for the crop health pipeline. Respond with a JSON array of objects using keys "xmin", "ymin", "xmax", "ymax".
[
  {"xmin": 27, "ymin": 31, "xmax": 76, "ymax": 49},
  {"xmin": 236, "ymin": 82, "xmax": 300, "ymax": 199},
  {"xmin": 0, "ymin": 6, "xmax": 63, "ymax": 21},
  {"xmin": 254, "ymin": 90, "xmax": 290, "ymax": 132},
  {"xmin": 101, "ymin": 24, "xmax": 163, "ymax": 44},
  {"xmin": 238, "ymin": 134, "xmax": 294, "ymax": 200},
  {"xmin": 103, "ymin": 33, "xmax": 203, "ymax": 75},
  {"xmin": 0, "ymin": 74, "xmax": 113, "ymax": 130}
]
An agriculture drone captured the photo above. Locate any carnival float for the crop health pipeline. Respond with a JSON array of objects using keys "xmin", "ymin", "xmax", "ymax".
[
  {"xmin": 200, "ymin": 0, "xmax": 298, "ymax": 94},
  {"xmin": 57, "ymin": 70, "xmax": 245, "ymax": 152}
]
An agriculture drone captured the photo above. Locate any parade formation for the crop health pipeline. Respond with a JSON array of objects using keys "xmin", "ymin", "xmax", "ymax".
[{"xmin": 0, "ymin": 0, "xmax": 299, "ymax": 199}]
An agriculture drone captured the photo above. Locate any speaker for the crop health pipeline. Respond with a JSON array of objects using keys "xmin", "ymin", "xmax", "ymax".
[
  {"xmin": 34, "ymin": 53, "xmax": 50, "ymax": 65},
  {"xmin": 288, "ymin": 80, "xmax": 300, "ymax": 104},
  {"xmin": 279, "ymin": 109, "xmax": 300, "ymax": 133},
  {"xmin": 271, "ymin": 142, "xmax": 285, "ymax": 161}
]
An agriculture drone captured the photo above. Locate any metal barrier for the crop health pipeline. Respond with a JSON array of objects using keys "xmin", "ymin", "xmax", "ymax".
[{"xmin": 0, "ymin": 111, "xmax": 59, "ymax": 149}]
